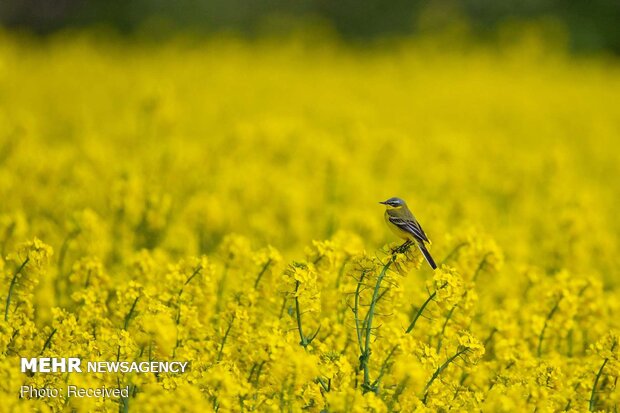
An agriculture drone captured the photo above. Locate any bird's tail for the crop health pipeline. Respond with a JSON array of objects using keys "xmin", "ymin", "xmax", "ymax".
[{"xmin": 417, "ymin": 242, "xmax": 437, "ymax": 270}]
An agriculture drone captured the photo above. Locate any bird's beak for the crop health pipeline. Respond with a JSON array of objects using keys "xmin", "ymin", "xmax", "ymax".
[{"xmin": 379, "ymin": 201, "xmax": 387, "ymax": 205}]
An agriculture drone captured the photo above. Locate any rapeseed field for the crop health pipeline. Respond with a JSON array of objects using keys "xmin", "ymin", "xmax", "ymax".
[{"xmin": 1, "ymin": 28, "xmax": 619, "ymax": 411}]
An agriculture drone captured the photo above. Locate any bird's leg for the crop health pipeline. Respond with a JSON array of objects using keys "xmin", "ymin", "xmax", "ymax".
[
  {"xmin": 393, "ymin": 240, "xmax": 412, "ymax": 254},
  {"xmin": 400, "ymin": 240, "xmax": 413, "ymax": 253}
]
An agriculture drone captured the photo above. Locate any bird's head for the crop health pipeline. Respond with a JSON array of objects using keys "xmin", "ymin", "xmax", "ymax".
[{"xmin": 379, "ymin": 197, "xmax": 406, "ymax": 209}]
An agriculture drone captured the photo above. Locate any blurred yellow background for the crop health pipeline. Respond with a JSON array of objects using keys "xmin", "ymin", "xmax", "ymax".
[{"xmin": 1, "ymin": 29, "xmax": 618, "ymax": 275}]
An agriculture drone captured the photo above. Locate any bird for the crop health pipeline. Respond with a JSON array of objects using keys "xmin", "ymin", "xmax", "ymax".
[{"xmin": 380, "ymin": 197, "xmax": 437, "ymax": 270}]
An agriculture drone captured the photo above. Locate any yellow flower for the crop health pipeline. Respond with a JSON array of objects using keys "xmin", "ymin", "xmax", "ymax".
[
  {"xmin": 457, "ymin": 330, "xmax": 485, "ymax": 362},
  {"xmin": 432, "ymin": 266, "xmax": 464, "ymax": 306}
]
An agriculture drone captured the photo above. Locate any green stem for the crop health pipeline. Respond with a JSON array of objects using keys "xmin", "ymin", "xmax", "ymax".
[
  {"xmin": 353, "ymin": 271, "xmax": 366, "ymax": 354},
  {"xmin": 57, "ymin": 230, "xmax": 79, "ymax": 275},
  {"xmin": 406, "ymin": 284, "xmax": 445, "ymax": 334},
  {"xmin": 372, "ymin": 344, "xmax": 399, "ymax": 388},
  {"xmin": 176, "ymin": 264, "xmax": 203, "ymax": 323},
  {"xmin": 119, "ymin": 378, "xmax": 130, "ymax": 413},
  {"xmin": 214, "ymin": 265, "xmax": 229, "ymax": 315},
  {"xmin": 294, "ymin": 280, "xmax": 306, "ymax": 346},
  {"xmin": 123, "ymin": 296, "xmax": 140, "ymax": 330},
  {"xmin": 254, "ymin": 259, "xmax": 272, "ymax": 289},
  {"xmin": 484, "ymin": 328, "xmax": 497, "ymax": 347},
  {"xmin": 183, "ymin": 265, "xmax": 203, "ymax": 289},
  {"xmin": 440, "ymin": 242, "xmax": 468, "ymax": 265},
  {"xmin": 589, "ymin": 358, "xmax": 608, "ymax": 411},
  {"xmin": 537, "ymin": 295, "xmax": 562, "ymax": 357},
  {"xmin": 217, "ymin": 314, "xmax": 236, "ymax": 362},
  {"xmin": 423, "ymin": 348, "xmax": 468, "ymax": 404},
  {"xmin": 361, "ymin": 254, "xmax": 397, "ymax": 392},
  {"xmin": 590, "ymin": 341, "xmax": 617, "ymax": 411},
  {"xmin": 4, "ymin": 257, "xmax": 30, "ymax": 322},
  {"xmin": 253, "ymin": 361, "xmax": 265, "ymax": 386},
  {"xmin": 472, "ymin": 253, "xmax": 491, "ymax": 282},
  {"xmin": 316, "ymin": 377, "xmax": 330, "ymax": 392},
  {"xmin": 436, "ymin": 304, "xmax": 457, "ymax": 351},
  {"xmin": 40, "ymin": 328, "xmax": 57, "ymax": 355},
  {"xmin": 335, "ymin": 258, "xmax": 349, "ymax": 288},
  {"xmin": 292, "ymin": 279, "xmax": 320, "ymax": 349},
  {"xmin": 388, "ymin": 376, "xmax": 410, "ymax": 411},
  {"xmin": 247, "ymin": 363, "xmax": 257, "ymax": 382}
]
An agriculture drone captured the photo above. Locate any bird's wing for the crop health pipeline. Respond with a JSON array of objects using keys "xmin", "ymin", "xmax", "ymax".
[{"xmin": 388, "ymin": 216, "xmax": 430, "ymax": 243}]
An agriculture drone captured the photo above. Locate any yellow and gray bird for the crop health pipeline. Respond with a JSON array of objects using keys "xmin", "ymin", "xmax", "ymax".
[{"xmin": 380, "ymin": 197, "xmax": 437, "ymax": 270}]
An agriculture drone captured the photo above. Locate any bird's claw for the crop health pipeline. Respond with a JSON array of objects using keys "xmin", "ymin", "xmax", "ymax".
[{"xmin": 391, "ymin": 241, "xmax": 412, "ymax": 255}]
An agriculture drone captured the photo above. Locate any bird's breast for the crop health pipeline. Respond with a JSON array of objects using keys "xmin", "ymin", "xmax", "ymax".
[{"xmin": 384, "ymin": 211, "xmax": 413, "ymax": 241}]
